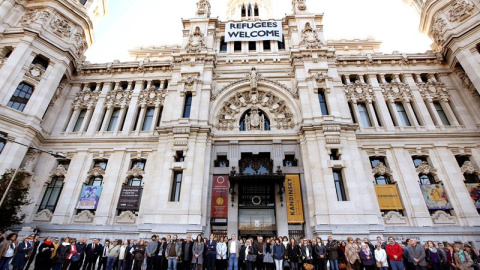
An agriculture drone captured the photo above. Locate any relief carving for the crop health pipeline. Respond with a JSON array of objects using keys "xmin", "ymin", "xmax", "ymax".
[
  {"xmin": 87, "ymin": 164, "xmax": 105, "ymax": 177},
  {"xmin": 448, "ymin": 0, "xmax": 474, "ymax": 22},
  {"xmin": 293, "ymin": 0, "xmax": 307, "ymax": 13},
  {"xmin": 417, "ymin": 82, "xmax": 450, "ymax": 101},
  {"xmin": 126, "ymin": 165, "xmax": 145, "ymax": 179},
  {"xmin": 50, "ymin": 16, "xmax": 72, "ymax": 38},
  {"xmin": 50, "ymin": 164, "xmax": 68, "ymax": 177},
  {"xmin": 460, "ymin": 161, "xmax": 480, "ymax": 175},
  {"xmin": 73, "ymin": 89, "xmax": 100, "ymax": 108},
  {"xmin": 196, "ymin": 0, "xmax": 211, "ymax": 17},
  {"xmin": 300, "ymin": 23, "xmax": 323, "ymax": 49},
  {"xmin": 185, "ymin": 27, "xmax": 205, "ymax": 53},
  {"xmin": 381, "ymin": 83, "xmax": 412, "ymax": 101},
  {"xmin": 105, "ymin": 89, "xmax": 132, "ymax": 107},
  {"xmin": 139, "ymin": 87, "xmax": 167, "ymax": 107},
  {"xmin": 416, "ymin": 161, "xmax": 437, "ymax": 176},
  {"xmin": 344, "ymin": 82, "xmax": 374, "ymax": 102},
  {"xmin": 26, "ymin": 64, "xmax": 45, "ymax": 81},
  {"xmin": 432, "ymin": 17, "xmax": 447, "ymax": 45},
  {"xmin": 372, "ymin": 162, "xmax": 392, "ymax": 176}
]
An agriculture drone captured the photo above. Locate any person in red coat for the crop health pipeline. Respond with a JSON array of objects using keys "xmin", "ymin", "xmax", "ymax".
[{"xmin": 385, "ymin": 237, "xmax": 404, "ymax": 270}]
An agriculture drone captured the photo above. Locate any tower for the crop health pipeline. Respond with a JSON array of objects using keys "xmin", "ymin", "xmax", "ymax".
[{"xmin": 226, "ymin": 0, "xmax": 272, "ymax": 20}]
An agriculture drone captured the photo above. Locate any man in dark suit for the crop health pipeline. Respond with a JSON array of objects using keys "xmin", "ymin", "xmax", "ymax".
[
  {"xmin": 125, "ymin": 239, "xmax": 135, "ymax": 270},
  {"xmin": 181, "ymin": 235, "xmax": 194, "ymax": 270},
  {"xmin": 71, "ymin": 238, "xmax": 88, "ymax": 270},
  {"xmin": 205, "ymin": 235, "xmax": 217, "ymax": 270},
  {"xmin": 83, "ymin": 238, "xmax": 103, "ymax": 270},
  {"xmin": 156, "ymin": 237, "xmax": 167, "ymax": 270},
  {"xmin": 97, "ymin": 240, "xmax": 110, "ymax": 270}
]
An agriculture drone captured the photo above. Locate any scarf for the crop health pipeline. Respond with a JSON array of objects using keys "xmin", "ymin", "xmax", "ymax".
[
  {"xmin": 45, "ymin": 240, "xmax": 52, "ymax": 246},
  {"xmin": 363, "ymin": 247, "xmax": 371, "ymax": 256},
  {"xmin": 456, "ymin": 250, "xmax": 466, "ymax": 263},
  {"xmin": 429, "ymin": 247, "xmax": 437, "ymax": 253}
]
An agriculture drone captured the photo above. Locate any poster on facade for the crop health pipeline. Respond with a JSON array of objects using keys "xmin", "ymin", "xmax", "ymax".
[
  {"xmin": 117, "ymin": 186, "xmax": 143, "ymax": 211},
  {"xmin": 76, "ymin": 186, "xmax": 102, "ymax": 210},
  {"xmin": 420, "ymin": 184, "xmax": 452, "ymax": 210},
  {"xmin": 225, "ymin": 21, "xmax": 283, "ymax": 42},
  {"xmin": 239, "ymin": 209, "xmax": 276, "ymax": 230},
  {"xmin": 374, "ymin": 185, "xmax": 403, "ymax": 210},
  {"xmin": 466, "ymin": 184, "xmax": 480, "ymax": 209},
  {"xmin": 285, "ymin": 174, "xmax": 304, "ymax": 223},
  {"xmin": 211, "ymin": 175, "xmax": 229, "ymax": 224}
]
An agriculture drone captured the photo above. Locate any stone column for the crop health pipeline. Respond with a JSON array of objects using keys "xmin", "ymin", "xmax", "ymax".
[
  {"xmin": 425, "ymin": 98, "xmax": 443, "ymax": 128},
  {"xmin": 350, "ymin": 100, "xmax": 363, "ymax": 127},
  {"xmin": 403, "ymin": 99, "xmax": 420, "ymax": 128},
  {"xmin": 368, "ymin": 74, "xmax": 395, "ymax": 131},
  {"xmin": 79, "ymin": 105, "xmax": 94, "ymax": 132},
  {"xmin": 150, "ymin": 104, "xmax": 162, "ymax": 132},
  {"xmin": 440, "ymin": 98, "xmax": 460, "ymax": 126},
  {"xmin": 0, "ymin": 40, "xmax": 32, "ymax": 105},
  {"xmin": 0, "ymin": 0, "xmax": 15, "ymax": 24},
  {"xmin": 121, "ymin": 80, "xmax": 143, "ymax": 135},
  {"xmin": 114, "ymin": 105, "xmax": 128, "ymax": 133},
  {"xmin": 366, "ymin": 98, "xmax": 380, "ymax": 128},
  {"xmin": 134, "ymin": 104, "xmax": 147, "ymax": 133},
  {"xmin": 386, "ymin": 98, "xmax": 401, "ymax": 127},
  {"xmin": 404, "ymin": 74, "xmax": 436, "ymax": 130},
  {"xmin": 455, "ymin": 50, "xmax": 480, "ymax": 96},
  {"xmin": 86, "ymin": 82, "xmax": 113, "ymax": 135},
  {"xmin": 65, "ymin": 106, "xmax": 81, "ymax": 133},
  {"xmin": 99, "ymin": 105, "xmax": 114, "ymax": 132}
]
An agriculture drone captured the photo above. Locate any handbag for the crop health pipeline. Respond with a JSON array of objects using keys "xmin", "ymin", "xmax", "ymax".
[
  {"xmin": 303, "ymin": 263, "xmax": 314, "ymax": 270},
  {"xmin": 283, "ymin": 260, "xmax": 290, "ymax": 268},
  {"xmin": 71, "ymin": 253, "xmax": 81, "ymax": 262},
  {"xmin": 247, "ymin": 254, "xmax": 257, "ymax": 262},
  {"xmin": 376, "ymin": 262, "xmax": 383, "ymax": 268},
  {"xmin": 339, "ymin": 261, "xmax": 347, "ymax": 270}
]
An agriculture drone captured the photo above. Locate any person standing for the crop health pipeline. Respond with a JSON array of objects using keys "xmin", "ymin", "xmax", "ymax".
[
  {"xmin": 272, "ymin": 238, "xmax": 284, "ymax": 270},
  {"xmin": 34, "ymin": 237, "xmax": 55, "ymax": 270},
  {"xmin": 205, "ymin": 235, "xmax": 216, "ymax": 270},
  {"xmin": 125, "ymin": 240, "xmax": 136, "ymax": 270},
  {"xmin": 83, "ymin": 239, "xmax": 102, "ymax": 270},
  {"xmin": 118, "ymin": 241, "xmax": 128, "ymax": 270},
  {"xmin": 166, "ymin": 236, "xmax": 181, "ymax": 270},
  {"xmin": 156, "ymin": 238, "xmax": 166, "ymax": 270},
  {"xmin": 97, "ymin": 241, "xmax": 111, "ymax": 270},
  {"xmin": 263, "ymin": 238, "xmax": 274, "ymax": 270},
  {"xmin": 408, "ymin": 240, "xmax": 427, "ymax": 270},
  {"xmin": 182, "ymin": 236, "xmax": 193, "ymax": 270},
  {"xmin": 0, "ymin": 233, "xmax": 18, "ymax": 270},
  {"xmin": 287, "ymin": 238, "xmax": 300, "ymax": 270},
  {"xmin": 374, "ymin": 244, "xmax": 388, "ymax": 270},
  {"xmin": 71, "ymin": 239, "xmax": 87, "ymax": 270},
  {"xmin": 345, "ymin": 237, "xmax": 361, "ymax": 270},
  {"xmin": 147, "ymin": 236, "xmax": 159, "ymax": 270},
  {"xmin": 453, "ymin": 244, "xmax": 473, "ymax": 270},
  {"xmin": 24, "ymin": 235, "xmax": 40, "ymax": 270},
  {"xmin": 301, "ymin": 238, "xmax": 313, "ymax": 270},
  {"xmin": 216, "ymin": 237, "xmax": 227, "ymax": 270},
  {"xmin": 314, "ymin": 237, "xmax": 326, "ymax": 270},
  {"xmin": 326, "ymin": 237, "xmax": 340, "ymax": 270},
  {"xmin": 63, "ymin": 238, "xmax": 78, "ymax": 270},
  {"xmin": 426, "ymin": 241, "xmax": 445, "ymax": 270},
  {"xmin": 244, "ymin": 240, "xmax": 257, "ymax": 270},
  {"xmin": 133, "ymin": 240, "xmax": 146, "ymax": 270},
  {"xmin": 445, "ymin": 243, "xmax": 456, "ymax": 270},
  {"xmin": 53, "ymin": 238, "xmax": 70, "ymax": 270},
  {"xmin": 255, "ymin": 237, "xmax": 265, "ymax": 270},
  {"xmin": 359, "ymin": 244, "xmax": 374, "ymax": 270},
  {"xmin": 227, "ymin": 235, "xmax": 239, "ymax": 270},
  {"xmin": 385, "ymin": 237, "xmax": 403, "ymax": 270},
  {"xmin": 192, "ymin": 235, "xmax": 204, "ymax": 270},
  {"xmin": 12, "ymin": 236, "xmax": 32, "ymax": 270},
  {"xmin": 106, "ymin": 241, "xmax": 120, "ymax": 270}
]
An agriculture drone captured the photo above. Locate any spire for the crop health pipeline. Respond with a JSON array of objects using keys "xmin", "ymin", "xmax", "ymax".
[
  {"xmin": 196, "ymin": 0, "xmax": 211, "ymax": 18},
  {"xmin": 227, "ymin": 0, "xmax": 272, "ymax": 20},
  {"xmin": 292, "ymin": 0, "xmax": 307, "ymax": 14}
]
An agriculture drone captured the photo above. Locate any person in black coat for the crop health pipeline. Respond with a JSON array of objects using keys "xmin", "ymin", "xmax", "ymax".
[
  {"xmin": 53, "ymin": 238, "xmax": 71, "ymax": 270},
  {"xmin": 34, "ymin": 237, "xmax": 55, "ymax": 270},
  {"xmin": 238, "ymin": 240, "xmax": 246, "ymax": 270},
  {"xmin": 181, "ymin": 236, "xmax": 194, "ymax": 270},
  {"xmin": 205, "ymin": 235, "xmax": 217, "ymax": 270},
  {"xmin": 71, "ymin": 239, "xmax": 87, "ymax": 270},
  {"xmin": 244, "ymin": 239, "xmax": 257, "ymax": 270},
  {"xmin": 83, "ymin": 239, "xmax": 103, "ymax": 270},
  {"xmin": 155, "ymin": 238, "xmax": 167, "ymax": 270},
  {"xmin": 12, "ymin": 236, "xmax": 32, "ymax": 270},
  {"xmin": 24, "ymin": 234, "xmax": 40, "ymax": 270},
  {"xmin": 287, "ymin": 238, "xmax": 301, "ymax": 270},
  {"xmin": 125, "ymin": 240, "xmax": 136, "ymax": 270}
]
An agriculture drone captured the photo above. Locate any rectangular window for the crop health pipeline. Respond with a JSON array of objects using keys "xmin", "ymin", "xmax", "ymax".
[
  {"xmin": 214, "ymin": 155, "xmax": 229, "ymax": 167},
  {"xmin": 372, "ymin": 102, "xmax": 383, "ymax": 127},
  {"xmin": 370, "ymin": 157, "xmax": 390, "ymax": 185},
  {"xmin": 128, "ymin": 159, "xmax": 146, "ymax": 186},
  {"xmin": 73, "ymin": 109, "xmax": 87, "ymax": 132},
  {"xmin": 263, "ymin": 40, "xmax": 271, "ymax": 51},
  {"xmin": 278, "ymin": 38, "xmax": 285, "ymax": 50},
  {"xmin": 38, "ymin": 176, "xmax": 65, "ymax": 212},
  {"xmin": 175, "ymin": 151, "xmax": 184, "ymax": 162},
  {"xmin": 330, "ymin": 149, "xmax": 340, "ymax": 160},
  {"xmin": 433, "ymin": 102, "xmax": 450, "ymax": 125},
  {"xmin": 156, "ymin": 107, "xmax": 163, "ymax": 128},
  {"xmin": 0, "ymin": 133, "xmax": 6, "ymax": 154},
  {"xmin": 248, "ymin": 41, "xmax": 256, "ymax": 51},
  {"xmin": 89, "ymin": 160, "xmax": 106, "ymax": 186},
  {"xmin": 7, "ymin": 82, "xmax": 34, "ymax": 112},
  {"xmin": 234, "ymin": 41, "xmax": 242, "ymax": 52},
  {"xmin": 348, "ymin": 102, "xmax": 357, "ymax": 124},
  {"xmin": 142, "ymin": 107, "xmax": 155, "ymax": 131},
  {"xmin": 170, "ymin": 171, "xmax": 183, "ymax": 202},
  {"xmin": 333, "ymin": 169, "xmax": 347, "ymax": 201},
  {"xmin": 220, "ymin": 37, "xmax": 227, "ymax": 52},
  {"xmin": 395, "ymin": 102, "xmax": 411, "ymax": 126},
  {"xmin": 317, "ymin": 89, "xmax": 329, "ymax": 115},
  {"xmin": 357, "ymin": 103, "xmax": 372, "ymax": 127},
  {"xmin": 283, "ymin": 155, "xmax": 298, "ymax": 167},
  {"xmin": 79, "ymin": 0, "xmax": 87, "ymax": 5},
  {"xmin": 412, "ymin": 156, "xmax": 434, "ymax": 185},
  {"xmin": 183, "ymin": 93, "xmax": 193, "ymax": 118},
  {"xmin": 107, "ymin": 108, "xmax": 120, "ymax": 131}
]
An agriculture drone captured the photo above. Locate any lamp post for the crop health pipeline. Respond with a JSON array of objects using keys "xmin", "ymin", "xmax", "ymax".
[{"xmin": 0, "ymin": 134, "xmax": 66, "ymax": 208}]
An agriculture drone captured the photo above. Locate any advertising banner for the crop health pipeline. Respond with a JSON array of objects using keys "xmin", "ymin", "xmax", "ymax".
[
  {"xmin": 211, "ymin": 175, "xmax": 229, "ymax": 223},
  {"xmin": 117, "ymin": 186, "xmax": 143, "ymax": 211},
  {"xmin": 466, "ymin": 184, "xmax": 480, "ymax": 209},
  {"xmin": 225, "ymin": 21, "xmax": 283, "ymax": 42},
  {"xmin": 374, "ymin": 185, "xmax": 403, "ymax": 210},
  {"xmin": 420, "ymin": 184, "xmax": 452, "ymax": 210},
  {"xmin": 285, "ymin": 174, "xmax": 305, "ymax": 223},
  {"xmin": 76, "ymin": 186, "xmax": 102, "ymax": 210}
]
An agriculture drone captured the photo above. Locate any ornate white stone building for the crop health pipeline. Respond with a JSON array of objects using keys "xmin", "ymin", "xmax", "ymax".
[{"xmin": 0, "ymin": 0, "xmax": 479, "ymax": 244}]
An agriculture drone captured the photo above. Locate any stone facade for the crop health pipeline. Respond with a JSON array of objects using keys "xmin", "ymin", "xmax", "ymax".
[{"xmin": 0, "ymin": 0, "xmax": 479, "ymax": 245}]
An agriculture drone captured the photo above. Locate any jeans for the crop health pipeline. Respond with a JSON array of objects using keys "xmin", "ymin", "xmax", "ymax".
[
  {"xmin": 274, "ymin": 260, "xmax": 282, "ymax": 270},
  {"xmin": 167, "ymin": 258, "xmax": 178, "ymax": 270},
  {"xmin": 0, "ymin": 257, "xmax": 13, "ymax": 270},
  {"xmin": 329, "ymin": 260, "xmax": 339, "ymax": 270},
  {"xmin": 106, "ymin": 258, "xmax": 116, "ymax": 270},
  {"xmin": 390, "ymin": 261, "xmax": 404, "ymax": 270},
  {"xmin": 53, "ymin": 263, "xmax": 64, "ymax": 270},
  {"xmin": 229, "ymin": 254, "xmax": 238, "ymax": 270},
  {"xmin": 290, "ymin": 262, "xmax": 299, "ymax": 270}
]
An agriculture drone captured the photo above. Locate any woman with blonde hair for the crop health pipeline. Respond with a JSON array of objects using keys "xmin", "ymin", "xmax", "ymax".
[
  {"xmin": 345, "ymin": 237, "xmax": 361, "ymax": 270},
  {"xmin": 132, "ymin": 240, "xmax": 146, "ymax": 270}
]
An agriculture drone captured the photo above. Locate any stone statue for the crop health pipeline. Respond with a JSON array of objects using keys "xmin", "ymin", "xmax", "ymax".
[
  {"xmin": 247, "ymin": 67, "xmax": 261, "ymax": 92},
  {"xmin": 196, "ymin": 0, "xmax": 211, "ymax": 18},
  {"xmin": 293, "ymin": 0, "xmax": 307, "ymax": 13},
  {"xmin": 245, "ymin": 106, "xmax": 265, "ymax": 131}
]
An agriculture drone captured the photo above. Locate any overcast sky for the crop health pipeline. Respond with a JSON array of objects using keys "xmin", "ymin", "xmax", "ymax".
[{"xmin": 84, "ymin": 0, "xmax": 433, "ymax": 63}]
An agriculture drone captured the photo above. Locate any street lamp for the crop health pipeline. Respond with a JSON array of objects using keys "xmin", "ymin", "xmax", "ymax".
[{"xmin": 0, "ymin": 134, "xmax": 66, "ymax": 208}]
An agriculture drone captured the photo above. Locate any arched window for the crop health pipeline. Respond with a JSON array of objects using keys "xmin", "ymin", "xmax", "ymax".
[
  {"xmin": 241, "ymin": 5, "xmax": 246, "ymax": 17},
  {"xmin": 254, "ymin": 4, "xmax": 259, "ymax": 16},
  {"xmin": 7, "ymin": 82, "xmax": 34, "ymax": 112},
  {"xmin": 239, "ymin": 107, "xmax": 270, "ymax": 131}
]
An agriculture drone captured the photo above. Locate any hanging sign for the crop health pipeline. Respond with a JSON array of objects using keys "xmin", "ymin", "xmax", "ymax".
[
  {"xmin": 77, "ymin": 186, "xmax": 102, "ymax": 210},
  {"xmin": 420, "ymin": 184, "xmax": 452, "ymax": 210},
  {"xmin": 117, "ymin": 186, "xmax": 143, "ymax": 211},
  {"xmin": 466, "ymin": 184, "xmax": 480, "ymax": 209},
  {"xmin": 211, "ymin": 175, "xmax": 229, "ymax": 224},
  {"xmin": 225, "ymin": 21, "xmax": 283, "ymax": 42},
  {"xmin": 285, "ymin": 174, "xmax": 304, "ymax": 224},
  {"xmin": 374, "ymin": 185, "xmax": 403, "ymax": 210}
]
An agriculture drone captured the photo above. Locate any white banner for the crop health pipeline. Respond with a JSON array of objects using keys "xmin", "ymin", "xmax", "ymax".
[{"xmin": 225, "ymin": 21, "xmax": 283, "ymax": 42}]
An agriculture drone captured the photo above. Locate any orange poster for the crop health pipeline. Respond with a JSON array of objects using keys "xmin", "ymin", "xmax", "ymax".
[{"xmin": 285, "ymin": 174, "xmax": 304, "ymax": 223}]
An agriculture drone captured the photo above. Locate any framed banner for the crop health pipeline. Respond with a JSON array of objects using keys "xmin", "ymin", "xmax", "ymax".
[
  {"xmin": 466, "ymin": 184, "xmax": 480, "ymax": 209},
  {"xmin": 285, "ymin": 174, "xmax": 304, "ymax": 224},
  {"xmin": 420, "ymin": 184, "xmax": 452, "ymax": 210},
  {"xmin": 225, "ymin": 21, "xmax": 283, "ymax": 42},
  {"xmin": 76, "ymin": 186, "xmax": 102, "ymax": 210},
  {"xmin": 374, "ymin": 185, "xmax": 403, "ymax": 210},
  {"xmin": 117, "ymin": 186, "xmax": 143, "ymax": 211},
  {"xmin": 211, "ymin": 175, "xmax": 228, "ymax": 224}
]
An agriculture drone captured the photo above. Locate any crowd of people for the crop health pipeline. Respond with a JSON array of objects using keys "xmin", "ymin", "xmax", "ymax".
[{"xmin": 0, "ymin": 232, "xmax": 479, "ymax": 270}]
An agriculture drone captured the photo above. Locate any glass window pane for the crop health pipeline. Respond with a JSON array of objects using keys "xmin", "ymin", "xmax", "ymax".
[
  {"xmin": 7, "ymin": 83, "xmax": 34, "ymax": 112},
  {"xmin": 142, "ymin": 108, "xmax": 155, "ymax": 130},
  {"xmin": 107, "ymin": 109, "xmax": 120, "ymax": 131},
  {"xmin": 395, "ymin": 102, "xmax": 411, "ymax": 126},
  {"xmin": 183, "ymin": 94, "xmax": 192, "ymax": 118},
  {"xmin": 358, "ymin": 103, "xmax": 372, "ymax": 127},
  {"xmin": 434, "ymin": 102, "xmax": 450, "ymax": 125},
  {"xmin": 73, "ymin": 109, "xmax": 87, "ymax": 132},
  {"xmin": 318, "ymin": 90, "xmax": 329, "ymax": 115}
]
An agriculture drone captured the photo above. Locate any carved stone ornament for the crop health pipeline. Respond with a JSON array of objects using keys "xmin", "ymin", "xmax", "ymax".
[
  {"xmin": 21, "ymin": 9, "xmax": 51, "ymax": 26},
  {"xmin": 73, "ymin": 32, "xmax": 88, "ymax": 57},
  {"xmin": 196, "ymin": 0, "xmax": 211, "ymax": 17},
  {"xmin": 300, "ymin": 22, "xmax": 323, "ymax": 49},
  {"xmin": 50, "ymin": 164, "xmax": 68, "ymax": 177},
  {"xmin": 22, "ymin": 149, "xmax": 39, "ymax": 174},
  {"xmin": 247, "ymin": 67, "xmax": 261, "ymax": 93},
  {"xmin": 454, "ymin": 67, "xmax": 475, "ymax": 93},
  {"xmin": 26, "ymin": 64, "xmax": 45, "ymax": 81},
  {"xmin": 416, "ymin": 161, "xmax": 437, "ymax": 175},
  {"xmin": 180, "ymin": 76, "xmax": 202, "ymax": 87},
  {"xmin": 460, "ymin": 161, "xmax": 480, "ymax": 175},
  {"xmin": 105, "ymin": 89, "xmax": 132, "ymax": 107},
  {"xmin": 73, "ymin": 89, "xmax": 100, "ymax": 108},
  {"xmin": 88, "ymin": 164, "xmax": 106, "ymax": 177},
  {"xmin": 244, "ymin": 106, "xmax": 265, "ymax": 131},
  {"xmin": 344, "ymin": 82, "xmax": 374, "ymax": 102},
  {"xmin": 33, "ymin": 209, "xmax": 53, "ymax": 222},
  {"xmin": 50, "ymin": 81, "xmax": 67, "ymax": 106},
  {"xmin": 381, "ymin": 83, "xmax": 412, "ymax": 101},
  {"xmin": 432, "ymin": 210, "xmax": 455, "ymax": 224},
  {"xmin": 432, "ymin": 17, "xmax": 447, "ymax": 45},
  {"xmin": 217, "ymin": 89, "xmax": 294, "ymax": 131},
  {"xmin": 416, "ymin": 82, "xmax": 450, "ymax": 101},
  {"xmin": 115, "ymin": 211, "xmax": 137, "ymax": 224},
  {"xmin": 292, "ymin": 0, "xmax": 307, "ymax": 13},
  {"xmin": 383, "ymin": 211, "xmax": 407, "ymax": 225},
  {"xmin": 50, "ymin": 16, "xmax": 72, "ymax": 38},
  {"xmin": 139, "ymin": 87, "xmax": 167, "ymax": 107},
  {"xmin": 185, "ymin": 27, "xmax": 205, "ymax": 53},
  {"xmin": 126, "ymin": 165, "xmax": 145, "ymax": 179},
  {"xmin": 448, "ymin": 0, "xmax": 474, "ymax": 22},
  {"xmin": 73, "ymin": 210, "xmax": 94, "ymax": 223},
  {"xmin": 306, "ymin": 72, "xmax": 332, "ymax": 84},
  {"xmin": 372, "ymin": 162, "xmax": 392, "ymax": 176}
]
